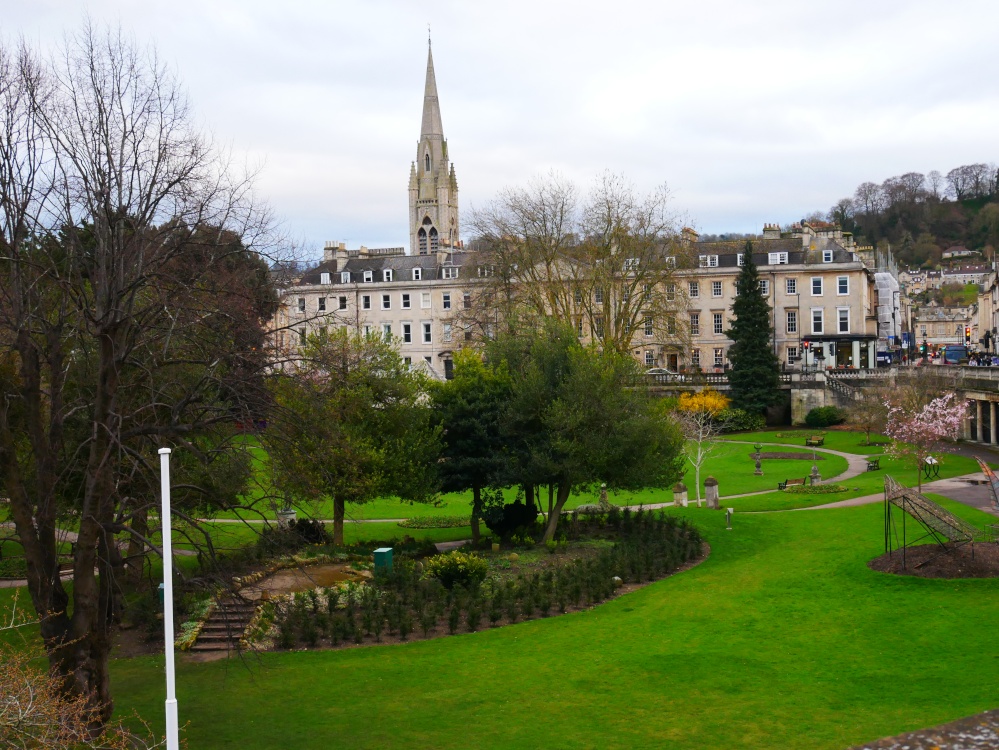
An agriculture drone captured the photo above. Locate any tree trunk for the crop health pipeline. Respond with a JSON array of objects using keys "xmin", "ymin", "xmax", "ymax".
[
  {"xmin": 547, "ymin": 485, "xmax": 555, "ymax": 521},
  {"xmin": 470, "ymin": 485, "xmax": 481, "ymax": 545},
  {"xmin": 525, "ymin": 483, "xmax": 535, "ymax": 513},
  {"xmin": 333, "ymin": 496, "xmax": 345, "ymax": 546},
  {"xmin": 126, "ymin": 505, "xmax": 148, "ymax": 583},
  {"xmin": 695, "ymin": 465, "xmax": 702, "ymax": 505},
  {"xmin": 541, "ymin": 482, "xmax": 572, "ymax": 543}
]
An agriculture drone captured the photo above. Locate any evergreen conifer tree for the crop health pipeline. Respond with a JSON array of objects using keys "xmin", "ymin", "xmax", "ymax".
[{"xmin": 725, "ymin": 241, "xmax": 781, "ymax": 414}]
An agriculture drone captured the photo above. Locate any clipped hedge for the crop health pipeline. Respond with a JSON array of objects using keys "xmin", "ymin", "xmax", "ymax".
[
  {"xmin": 424, "ymin": 550, "xmax": 489, "ymax": 590},
  {"xmin": 397, "ymin": 515, "xmax": 470, "ymax": 530},
  {"xmin": 805, "ymin": 406, "xmax": 845, "ymax": 428},
  {"xmin": 716, "ymin": 408, "xmax": 766, "ymax": 433},
  {"xmin": 784, "ymin": 484, "xmax": 848, "ymax": 495}
]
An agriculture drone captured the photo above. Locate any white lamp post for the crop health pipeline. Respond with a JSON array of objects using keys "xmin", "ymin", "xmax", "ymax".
[{"xmin": 158, "ymin": 447, "xmax": 180, "ymax": 750}]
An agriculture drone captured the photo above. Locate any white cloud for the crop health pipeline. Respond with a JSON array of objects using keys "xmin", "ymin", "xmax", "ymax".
[{"xmin": 6, "ymin": 0, "xmax": 999, "ymax": 247}]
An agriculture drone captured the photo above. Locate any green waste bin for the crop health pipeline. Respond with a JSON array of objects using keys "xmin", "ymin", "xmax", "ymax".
[{"xmin": 373, "ymin": 547, "xmax": 393, "ymax": 573}]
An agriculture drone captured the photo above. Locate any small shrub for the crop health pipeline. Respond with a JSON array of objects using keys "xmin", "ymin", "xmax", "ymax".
[
  {"xmin": 482, "ymin": 500, "xmax": 540, "ymax": 540},
  {"xmin": 424, "ymin": 550, "xmax": 489, "ymax": 590},
  {"xmin": 288, "ymin": 518, "xmax": 331, "ymax": 545},
  {"xmin": 715, "ymin": 408, "xmax": 766, "ymax": 433},
  {"xmin": 805, "ymin": 406, "xmax": 845, "ymax": 428}
]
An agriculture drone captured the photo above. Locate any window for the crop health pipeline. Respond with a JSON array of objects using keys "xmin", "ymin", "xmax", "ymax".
[
  {"xmin": 812, "ymin": 308, "xmax": 824, "ymax": 334},
  {"xmin": 768, "ymin": 252, "xmax": 789, "ymax": 265},
  {"xmin": 690, "ymin": 313, "xmax": 700, "ymax": 336},
  {"xmin": 320, "ymin": 272, "xmax": 331, "ymax": 284},
  {"xmin": 624, "ymin": 258, "xmax": 640, "ymax": 271},
  {"xmin": 811, "ymin": 277, "xmax": 823, "ymax": 296},
  {"xmin": 443, "ymin": 323, "xmax": 452, "ymax": 343},
  {"xmin": 666, "ymin": 283, "xmax": 675, "ymax": 301},
  {"xmin": 381, "ymin": 294, "xmax": 391, "ymax": 310},
  {"xmin": 463, "ymin": 293, "xmax": 472, "ymax": 309},
  {"xmin": 340, "ymin": 271, "xmax": 351, "ymax": 283},
  {"xmin": 713, "ymin": 313, "xmax": 723, "ymax": 334},
  {"xmin": 666, "ymin": 316, "xmax": 676, "ymax": 335},
  {"xmin": 404, "ymin": 356, "xmax": 412, "ymax": 367},
  {"xmin": 318, "ymin": 297, "xmax": 326, "ymax": 312},
  {"xmin": 418, "ymin": 230, "xmax": 427, "ymax": 254},
  {"xmin": 362, "ymin": 295, "xmax": 371, "ymax": 310},
  {"xmin": 712, "ymin": 281, "xmax": 722, "ymax": 297},
  {"xmin": 363, "ymin": 270, "xmax": 373, "ymax": 283},
  {"xmin": 363, "ymin": 325, "xmax": 372, "ymax": 337},
  {"xmin": 297, "ymin": 298, "xmax": 305, "ymax": 312},
  {"xmin": 422, "ymin": 322, "xmax": 432, "ymax": 343},
  {"xmin": 478, "ymin": 265, "xmax": 495, "ymax": 278},
  {"xmin": 576, "ymin": 317, "xmax": 584, "ymax": 337},
  {"xmin": 644, "ymin": 316, "xmax": 653, "ymax": 336},
  {"xmin": 786, "ymin": 310, "xmax": 797, "ymax": 334},
  {"xmin": 382, "ymin": 323, "xmax": 392, "ymax": 339},
  {"xmin": 402, "ymin": 293, "xmax": 411, "ymax": 309},
  {"xmin": 645, "ymin": 350, "xmax": 655, "ymax": 366},
  {"xmin": 837, "ymin": 276, "xmax": 849, "ymax": 295},
  {"xmin": 421, "ymin": 292, "xmax": 431, "ymax": 309},
  {"xmin": 823, "ymin": 250, "xmax": 833, "ymax": 263},
  {"xmin": 699, "ymin": 255, "xmax": 719, "ymax": 268},
  {"xmin": 787, "ymin": 346, "xmax": 798, "ymax": 363},
  {"xmin": 920, "ymin": 324, "xmax": 927, "ymax": 336},
  {"xmin": 338, "ymin": 296, "xmax": 347, "ymax": 310},
  {"xmin": 621, "ymin": 287, "xmax": 631, "ymax": 302},
  {"xmin": 594, "ymin": 288, "xmax": 604, "ymax": 304},
  {"xmin": 442, "ymin": 266, "xmax": 458, "ymax": 280},
  {"xmin": 737, "ymin": 254, "xmax": 745, "ymax": 267},
  {"xmin": 574, "ymin": 288, "xmax": 583, "ymax": 304},
  {"xmin": 714, "ymin": 348, "xmax": 724, "ymax": 366},
  {"xmin": 688, "ymin": 281, "xmax": 699, "ymax": 298},
  {"xmin": 430, "ymin": 229, "xmax": 439, "ymax": 252},
  {"xmin": 424, "ymin": 356, "xmax": 432, "ymax": 365},
  {"xmin": 786, "ymin": 278, "xmax": 797, "ymax": 295},
  {"xmin": 691, "ymin": 348, "xmax": 700, "ymax": 367},
  {"xmin": 383, "ymin": 269, "xmax": 393, "ymax": 282},
  {"xmin": 837, "ymin": 307, "xmax": 850, "ymax": 334},
  {"xmin": 442, "ymin": 293, "xmax": 451, "ymax": 310},
  {"xmin": 412, "ymin": 268, "xmax": 422, "ymax": 281},
  {"xmin": 759, "ymin": 280, "xmax": 770, "ymax": 296},
  {"xmin": 402, "ymin": 323, "xmax": 412, "ymax": 343},
  {"xmin": 465, "ymin": 329, "xmax": 473, "ymax": 342},
  {"xmin": 594, "ymin": 316, "xmax": 604, "ymax": 338},
  {"xmin": 425, "ymin": 152, "xmax": 430, "ymax": 172}
]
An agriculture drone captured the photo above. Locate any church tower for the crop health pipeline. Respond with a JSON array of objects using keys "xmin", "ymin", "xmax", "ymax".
[{"xmin": 409, "ymin": 40, "xmax": 459, "ymax": 255}]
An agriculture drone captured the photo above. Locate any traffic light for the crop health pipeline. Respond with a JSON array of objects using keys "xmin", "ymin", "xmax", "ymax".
[
  {"xmin": 965, "ymin": 326, "xmax": 971, "ymax": 344},
  {"xmin": 802, "ymin": 341, "xmax": 811, "ymax": 351}
]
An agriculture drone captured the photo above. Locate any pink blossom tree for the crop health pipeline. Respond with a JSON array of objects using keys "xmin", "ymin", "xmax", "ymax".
[{"xmin": 884, "ymin": 392, "xmax": 968, "ymax": 490}]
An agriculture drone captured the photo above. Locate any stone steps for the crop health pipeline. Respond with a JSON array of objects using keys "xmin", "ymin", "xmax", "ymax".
[{"xmin": 191, "ymin": 597, "xmax": 257, "ymax": 653}]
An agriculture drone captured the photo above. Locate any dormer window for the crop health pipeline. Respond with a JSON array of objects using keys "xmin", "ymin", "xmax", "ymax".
[
  {"xmin": 340, "ymin": 271, "xmax": 350, "ymax": 283},
  {"xmin": 413, "ymin": 268, "xmax": 422, "ymax": 281},
  {"xmin": 442, "ymin": 266, "xmax": 458, "ymax": 280},
  {"xmin": 823, "ymin": 250, "xmax": 833, "ymax": 263},
  {"xmin": 699, "ymin": 254, "xmax": 719, "ymax": 268},
  {"xmin": 383, "ymin": 269, "xmax": 393, "ymax": 282},
  {"xmin": 320, "ymin": 272, "xmax": 330, "ymax": 284},
  {"xmin": 363, "ymin": 270, "xmax": 373, "ymax": 283}
]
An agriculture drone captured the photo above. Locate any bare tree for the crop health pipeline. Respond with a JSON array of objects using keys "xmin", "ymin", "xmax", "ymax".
[
  {"xmin": 854, "ymin": 181, "xmax": 886, "ymax": 216},
  {"xmin": 464, "ymin": 172, "xmax": 692, "ymax": 361},
  {"xmin": 0, "ymin": 24, "xmax": 277, "ymax": 732},
  {"xmin": 675, "ymin": 409, "xmax": 719, "ymax": 506}
]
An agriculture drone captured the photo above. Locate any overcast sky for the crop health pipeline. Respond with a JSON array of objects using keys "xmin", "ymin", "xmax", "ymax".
[{"xmin": 7, "ymin": 1, "xmax": 999, "ymax": 254}]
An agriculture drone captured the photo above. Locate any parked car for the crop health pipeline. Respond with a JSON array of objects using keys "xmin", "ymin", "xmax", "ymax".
[{"xmin": 645, "ymin": 367, "xmax": 684, "ymax": 382}]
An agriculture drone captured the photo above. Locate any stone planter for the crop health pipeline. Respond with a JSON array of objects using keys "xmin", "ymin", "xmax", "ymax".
[{"xmin": 276, "ymin": 509, "xmax": 297, "ymax": 528}]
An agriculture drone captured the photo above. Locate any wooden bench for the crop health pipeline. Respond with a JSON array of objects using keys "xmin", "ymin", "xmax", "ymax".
[
  {"xmin": 778, "ymin": 478, "xmax": 807, "ymax": 491},
  {"xmin": 805, "ymin": 435, "xmax": 825, "ymax": 447},
  {"xmin": 866, "ymin": 458, "xmax": 881, "ymax": 472}
]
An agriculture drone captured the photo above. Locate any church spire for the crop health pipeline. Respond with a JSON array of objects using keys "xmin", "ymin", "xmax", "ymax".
[
  {"xmin": 420, "ymin": 40, "xmax": 444, "ymax": 138},
  {"xmin": 409, "ymin": 36, "xmax": 459, "ymax": 255}
]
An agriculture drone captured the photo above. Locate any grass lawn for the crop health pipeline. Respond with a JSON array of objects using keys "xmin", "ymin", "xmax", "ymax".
[
  {"xmin": 110, "ymin": 498, "xmax": 999, "ymax": 750},
  {"xmin": 720, "ymin": 428, "xmax": 892, "ymax": 455}
]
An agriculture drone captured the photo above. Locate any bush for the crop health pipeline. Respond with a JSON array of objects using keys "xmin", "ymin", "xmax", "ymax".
[
  {"xmin": 288, "ymin": 518, "xmax": 331, "ymax": 545},
  {"xmin": 0, "ymin": 556, "xmax": 28, "ymax": 579},
  {"xmin": 482, "ymin": 500, "xmax": 539, "ymax": 540},
  {"xmin": 805, "ymin": 406, "xmax": 845, "ymax": 428},
  {"xmin": 424, "ymin": 550, "xmax": 489, "ymax": 590},
  {"xmin": 397, "ymin": 515, "xmax": 470, "ymax": 529},
  {"xmin": 715, "ymin": 408, "xmax": 765, "ymax": 433}
]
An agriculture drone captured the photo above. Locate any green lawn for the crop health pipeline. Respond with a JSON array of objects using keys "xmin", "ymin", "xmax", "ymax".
[
  {"xmin": 719, "ymin": 428, "xmax": 891, "ymax": 455},
  {"xmin": 110, "ymin": 498, "xmax": 999, "ymax": 750}
]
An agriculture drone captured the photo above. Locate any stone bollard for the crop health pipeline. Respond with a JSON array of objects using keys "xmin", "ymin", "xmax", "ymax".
[
  {"xmin": 673, "ymin": 482, "xmax": 688, "ymax": 508},
  {"xmin": 704, "ymin": 476, "xmax": 720, "ymax": 509}
]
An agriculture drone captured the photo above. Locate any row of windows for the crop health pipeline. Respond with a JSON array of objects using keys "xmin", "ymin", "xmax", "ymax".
[
  {"xmin": 317, "ymin": 266, "xmax": 460, "ymax": 285},
  {"xmin": 296, "ymin": 291, "xmax": 471, "ymax": 313},
  {"xmin": 698, "ymin": 250, "xmax": 835, "ymax": 268}
]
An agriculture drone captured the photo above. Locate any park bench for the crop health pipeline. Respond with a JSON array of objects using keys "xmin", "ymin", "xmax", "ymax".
[
  {"xmin": 805, "ymin": 435, "xmax": 825, "ymax": 447},
  {"xmin": 866, "ymin": 457, "xmax": 881, "ymax": 472},
  {"xmin": 778, "ymin": 478, "xmax": 807, "ymax": 491}
]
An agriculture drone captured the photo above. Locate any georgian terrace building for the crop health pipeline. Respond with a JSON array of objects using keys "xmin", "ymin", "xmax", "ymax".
[{"xmin": 271, "ymin": 222, "xmax": 888, "ymax": 375}]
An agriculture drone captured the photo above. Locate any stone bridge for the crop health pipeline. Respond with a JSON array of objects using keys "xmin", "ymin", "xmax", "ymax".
[{"xmin": 643, "ymin": 366, "xmax": 999, "ymax": 441}]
